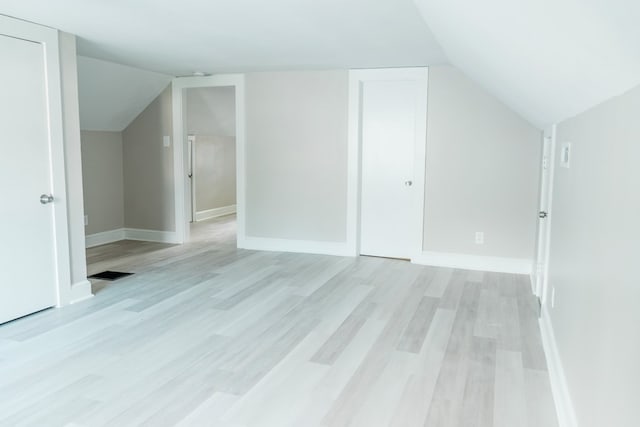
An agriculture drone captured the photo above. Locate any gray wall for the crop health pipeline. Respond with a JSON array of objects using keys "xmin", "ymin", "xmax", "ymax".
[
  {"xmin": 424, "ymin": 66, "xmax": 542, "ymax": 259},
  {"xmin": 80, "ymin": 131, "xmax": 124, "ymax": 235},
  {"xmin": 194, "ymin": 135, "xmax": 236, "ymax": 212},
  {"xmin": 245, "ymin": 70, "xmax": 349, "ymax": 242},
  {"xmin": 186, "ymin": 87, "xmax": 237, "ymax": 214},
  {"xmin": 548, "ymin": 84, "xmax": 640, "ymax": 426},
  {"xmin": 122, "ymin": 85, "xmax": 175, "ymax": 231},
  {"xmin": 186, "ymin": 86, "xmax": 236, "ymax": 137}
]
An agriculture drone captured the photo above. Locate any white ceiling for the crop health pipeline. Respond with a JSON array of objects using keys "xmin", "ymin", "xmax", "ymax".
[
  {"xmin": 3, "ymin": 0, "xmax": 639, "ymax": 128},
  {"xmin": 0, "ymin": 0, "xmax": 446, "ymax": 75},
  {"xmin": 414, "ymin": 0, "xmax": 640, "ymax": 127},
  {"xmin": 77, "ymin": 56, "xmax": 171, "ymax": 131}
]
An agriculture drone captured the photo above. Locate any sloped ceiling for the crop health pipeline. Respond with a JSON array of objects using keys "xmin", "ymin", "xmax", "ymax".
[
  {"xmin": 414, "ymin": 0, "xmax": 640, "ymax": 127},
  {"xmin": 0, "ymin": 0, "xmax": 446, "ymax": 75},
  {"xmin": 2, "ymin": 0, "xmax": 638, "ymax": 128},
  {"xmin": 77, "ymin": 56, "xmax": 172, "ymax": 131}
]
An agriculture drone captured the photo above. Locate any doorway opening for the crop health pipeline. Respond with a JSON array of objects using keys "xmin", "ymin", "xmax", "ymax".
[
  {"xmin": 172, "ymin": 75, "xmax": 246, "ymax": 246},
  {"xmin": 184, "ymin": 86, "xmax": 237, "ymax": 242}
]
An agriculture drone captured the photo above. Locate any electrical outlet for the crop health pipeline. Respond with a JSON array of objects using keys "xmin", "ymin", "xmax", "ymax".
[
  {"xmin": 84, "ymin": 215, "xmax": 88, "ymax": 226},
  {"xmin": 551, "ymin": 287, "xmax": 556, "ymax": 308},
  {"xmin": 163, "ymin": 135, "xmax": 171, "ymax": 147},
  {"xmin": 475, "ymin": 231, "xmax": 484, "ymax": 245}
]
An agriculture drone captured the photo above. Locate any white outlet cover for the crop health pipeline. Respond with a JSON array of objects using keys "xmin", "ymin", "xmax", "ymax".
[{"xmin": 163, "ymin": 135, "xmax": 171, "ymax": 147}]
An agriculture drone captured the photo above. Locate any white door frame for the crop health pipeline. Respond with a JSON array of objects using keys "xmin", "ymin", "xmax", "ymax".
[
  {"xmin": 535, "ymin": 125, "xmax": 557, "ymax": 306},
  {"xmin": 172, "ymin": 74, "xmax": 246, "ymax": 244},
  {"xmin": 1, "ymin": 15, "xmax": 73, "ymax": 307},
  {"xmin": 187, "ymin": 135, "xmax": 196, "ymax": 223},
  {"xmin": 346, "ymin": 68, "xmax": 428, "ymax": 259}
]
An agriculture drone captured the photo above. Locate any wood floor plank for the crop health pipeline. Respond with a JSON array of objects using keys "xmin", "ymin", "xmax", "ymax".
[{"xmin": 0, "ymin": 215, "xmax": 558, "ymax": 427}]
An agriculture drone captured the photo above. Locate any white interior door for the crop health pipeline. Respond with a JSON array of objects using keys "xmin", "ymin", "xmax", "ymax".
[
  {"xmin": 533, "ymin": 128, "xmax": 556, "ymax": 302},
  {"xmin": 358, "ymin": 69, "xmax": 428, "ymax": 259},
  {"xmin": 0, "ymin": 34, "xmax": 58, "ymax": 324}
]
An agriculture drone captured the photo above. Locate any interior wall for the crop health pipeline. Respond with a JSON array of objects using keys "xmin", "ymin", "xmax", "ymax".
[
  {"xmin": 59, "ymin": 31, "xmax": 91, "ymax": 296},
  {"xmin": 547, "ymin": 84, "xmax": 640, "ymax": 427},
  {"xmin": 122, "ymin": 85, "xmax": 175, "ymax": 231},
  {"xmin": 80, "ymin": 131, "xmax": 124, "ymax": 235},
  {"xmin": 186, "ymin": 86, "xmax": 236, "ymax": 137},
  {"xmin": 423, "ymin": 65, "xmax": 542, "ymax": 260},
  {"xmin": 193, "ymin": 135, "xmax": 236, "ymax": 212},
  {"xmin": 245, "ymin": 70, "xmax": 349, "ymax": 242}
]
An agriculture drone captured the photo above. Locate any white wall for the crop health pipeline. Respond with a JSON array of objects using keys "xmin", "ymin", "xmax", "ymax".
[
  {"xmin": 245, "ymin": 70, "xmax": 349, "ymax": 242},
  {"xmin": 546, "ymin": 83, "xmax": 640, "ymax": 427},
  {"xmin": 81, "ymin": 131, "xmax": 124, "ymax": 235},
  {"xmin": 423, "ymin": 65, "xmax": 542, "ymax": 263},
  {"xmin": 59, "ymin": 32, "xmax": 92, "ymax": 301}
]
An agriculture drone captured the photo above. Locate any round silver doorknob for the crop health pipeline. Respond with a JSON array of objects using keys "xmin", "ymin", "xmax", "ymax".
[
  {"xmin": 404, "ymin": 180, "xmax": 413, "ymax": 186},
  {"xmin": 40, "ymin": 194, "xmax": 54, "ymax": 204}
]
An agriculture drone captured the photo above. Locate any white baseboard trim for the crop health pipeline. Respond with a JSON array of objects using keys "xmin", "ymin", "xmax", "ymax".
[
  {"xmin": 540, "ymin": 308, "xmax": 577, "ymax": 427},
  {"xmin": 70, "ymin": 280, "xmax": 93, "ymax": 304},
  {"xmin": 125, "ymin": 228, "xmax": 180, "ymax": 244},
  {"xmin": 195, "ymin": 204, "xmax": 236, "ymax": 222},
  {"xmin": 85, "ymin": 228, "xmax": 126, "ymax": 248},
  {"xmin": 85, "ymin": 228, "xmax": 179, "ymax": 248},
  {"xmin": 412, "ymin": 251, "xmax": 532, "ymax": 274},
  {"xmin": 241, "ymin": 236, "xmax": 353, "ymax": 257}
]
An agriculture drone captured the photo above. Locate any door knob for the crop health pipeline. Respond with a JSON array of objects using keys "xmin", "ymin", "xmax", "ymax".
[
  {"xmin": 40, "ymin": 194, "xmax": 54, "ymax": 204},
  {"xmin": 539, "ymin": 211, "xmax": 548, "ymax": 219},
  {"xmin": 404, "ymin": 180, "xmax": 413, "ymax": 187}
]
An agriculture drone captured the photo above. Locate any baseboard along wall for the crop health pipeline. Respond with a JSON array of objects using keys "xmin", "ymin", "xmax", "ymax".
[
  {"xmin": 194, "ymin": 204, "xmax": 236, "ymax": 222},
  {"xmin": 85, "ymin": 228, "xmax": 179, "ymax": 248},
  {"xmin": 412, "ymin": 251, "xmax": 532, "ymax": 275}
]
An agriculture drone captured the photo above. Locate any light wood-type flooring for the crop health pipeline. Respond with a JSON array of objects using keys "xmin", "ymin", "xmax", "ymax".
[{"xmin": 0, "ymin": 215, "xmax": 558, "ymax": 426}]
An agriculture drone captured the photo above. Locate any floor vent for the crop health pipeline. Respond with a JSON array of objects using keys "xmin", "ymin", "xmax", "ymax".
[{"xmin": 88, "ymin": 271, "xmax": 134, "ymax": 281}]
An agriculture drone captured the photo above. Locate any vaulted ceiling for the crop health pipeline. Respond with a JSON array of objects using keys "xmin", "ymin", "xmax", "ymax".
[{"xmin": 2, "ymin": 0, "xmax": 638, "ymax": 128}]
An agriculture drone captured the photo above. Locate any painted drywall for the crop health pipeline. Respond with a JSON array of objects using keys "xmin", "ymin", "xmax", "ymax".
[
  {"xmin": 122, "ymin": 85, "xmax": 175, "ymax": 232},
  {"xmin": 547, "ymin": 84, "xmax": 640, "ymax": 427},
  {"xmin": 423, "ymin": 66, "xmax": 541, "ymax": 260},
  {"xmin": 80, "ymin": 131, "xmax": 124, "ymax": 235},
  {"xmin": 1, "ymin": 0, "xmax": 446, "ymax": 76},
  {"xmin": 414, "ymin": 0, "xmax": 640, "ymax": 127},
  {"xmin": 193, "ymin": 135, "xmax": 236, "ymax": 213},
  {"xmin": 59, "ymin": 32, "xmax": 91, "ymax": 298},
  {"xmin": 77, "ymin": 56, "xmax": 172, "ymax": 131},
  {"xmin": 186, "ymin": 86, "xmax": 236, "ymax": 137},
  {"xmin": 245, "ymin": 70, "xmax": 348, "ymax": 242},
  {"xmin": 185, "ymin": 86, "xmax": 237, "ymax": 215}
]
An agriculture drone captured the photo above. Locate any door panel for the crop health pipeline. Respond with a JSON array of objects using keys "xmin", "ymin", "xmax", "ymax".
[
  {"xmin": 360, "ymin": 79, "xmax": 420, "ymax": 259},
  {"xmin": 0, "ymin": 34, "xmax": 57, "ymax": 324}
]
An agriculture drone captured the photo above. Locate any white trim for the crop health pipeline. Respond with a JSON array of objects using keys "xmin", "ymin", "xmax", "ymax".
[
  {"xmin": 540, "ymin": 307, "xmax": 578, "ymax": 427},
  {"xmin": 85, "ymin": 228, "xmax": 179, "ymax": 247},
  {"xmin": 69, "ymin": 280, "xmax": 93, "ymax": 304},
  {"xmin": 346, "ymin": 67, "xmax": 429, "ymax": 258},
  {"xmin": 540, "ymin": 125, "xmax": 557, "ymax": 306},
  {"xmin": 195, "ymin": 205, "xmax": 237, "ymax": 222},
  {"xmin": 85, "ymin": 228, "xmax": 126, "ymax": 248},
  {"xmin": 242, "ymin": 237, "xmax": 353, "ymax": 257},
  {"xmin": 172, "ymin": 74, "xmax": 246, "ymax": 246},
  {"xmin": 124, "ymin": 228, "xmax": 180, "ymax": 244},
  {"xmin": 412, "ymin": 251, "xmax": 532, "ymax": 275},
  {"xmin": 1, "ymin": 16, "xmax": 73, "ymax": 307}
]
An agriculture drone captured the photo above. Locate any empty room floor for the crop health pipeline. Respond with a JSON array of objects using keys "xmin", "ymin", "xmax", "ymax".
[{"xmin": 0, "ymin": 216, "xmax": 558, "ymax": 426}]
